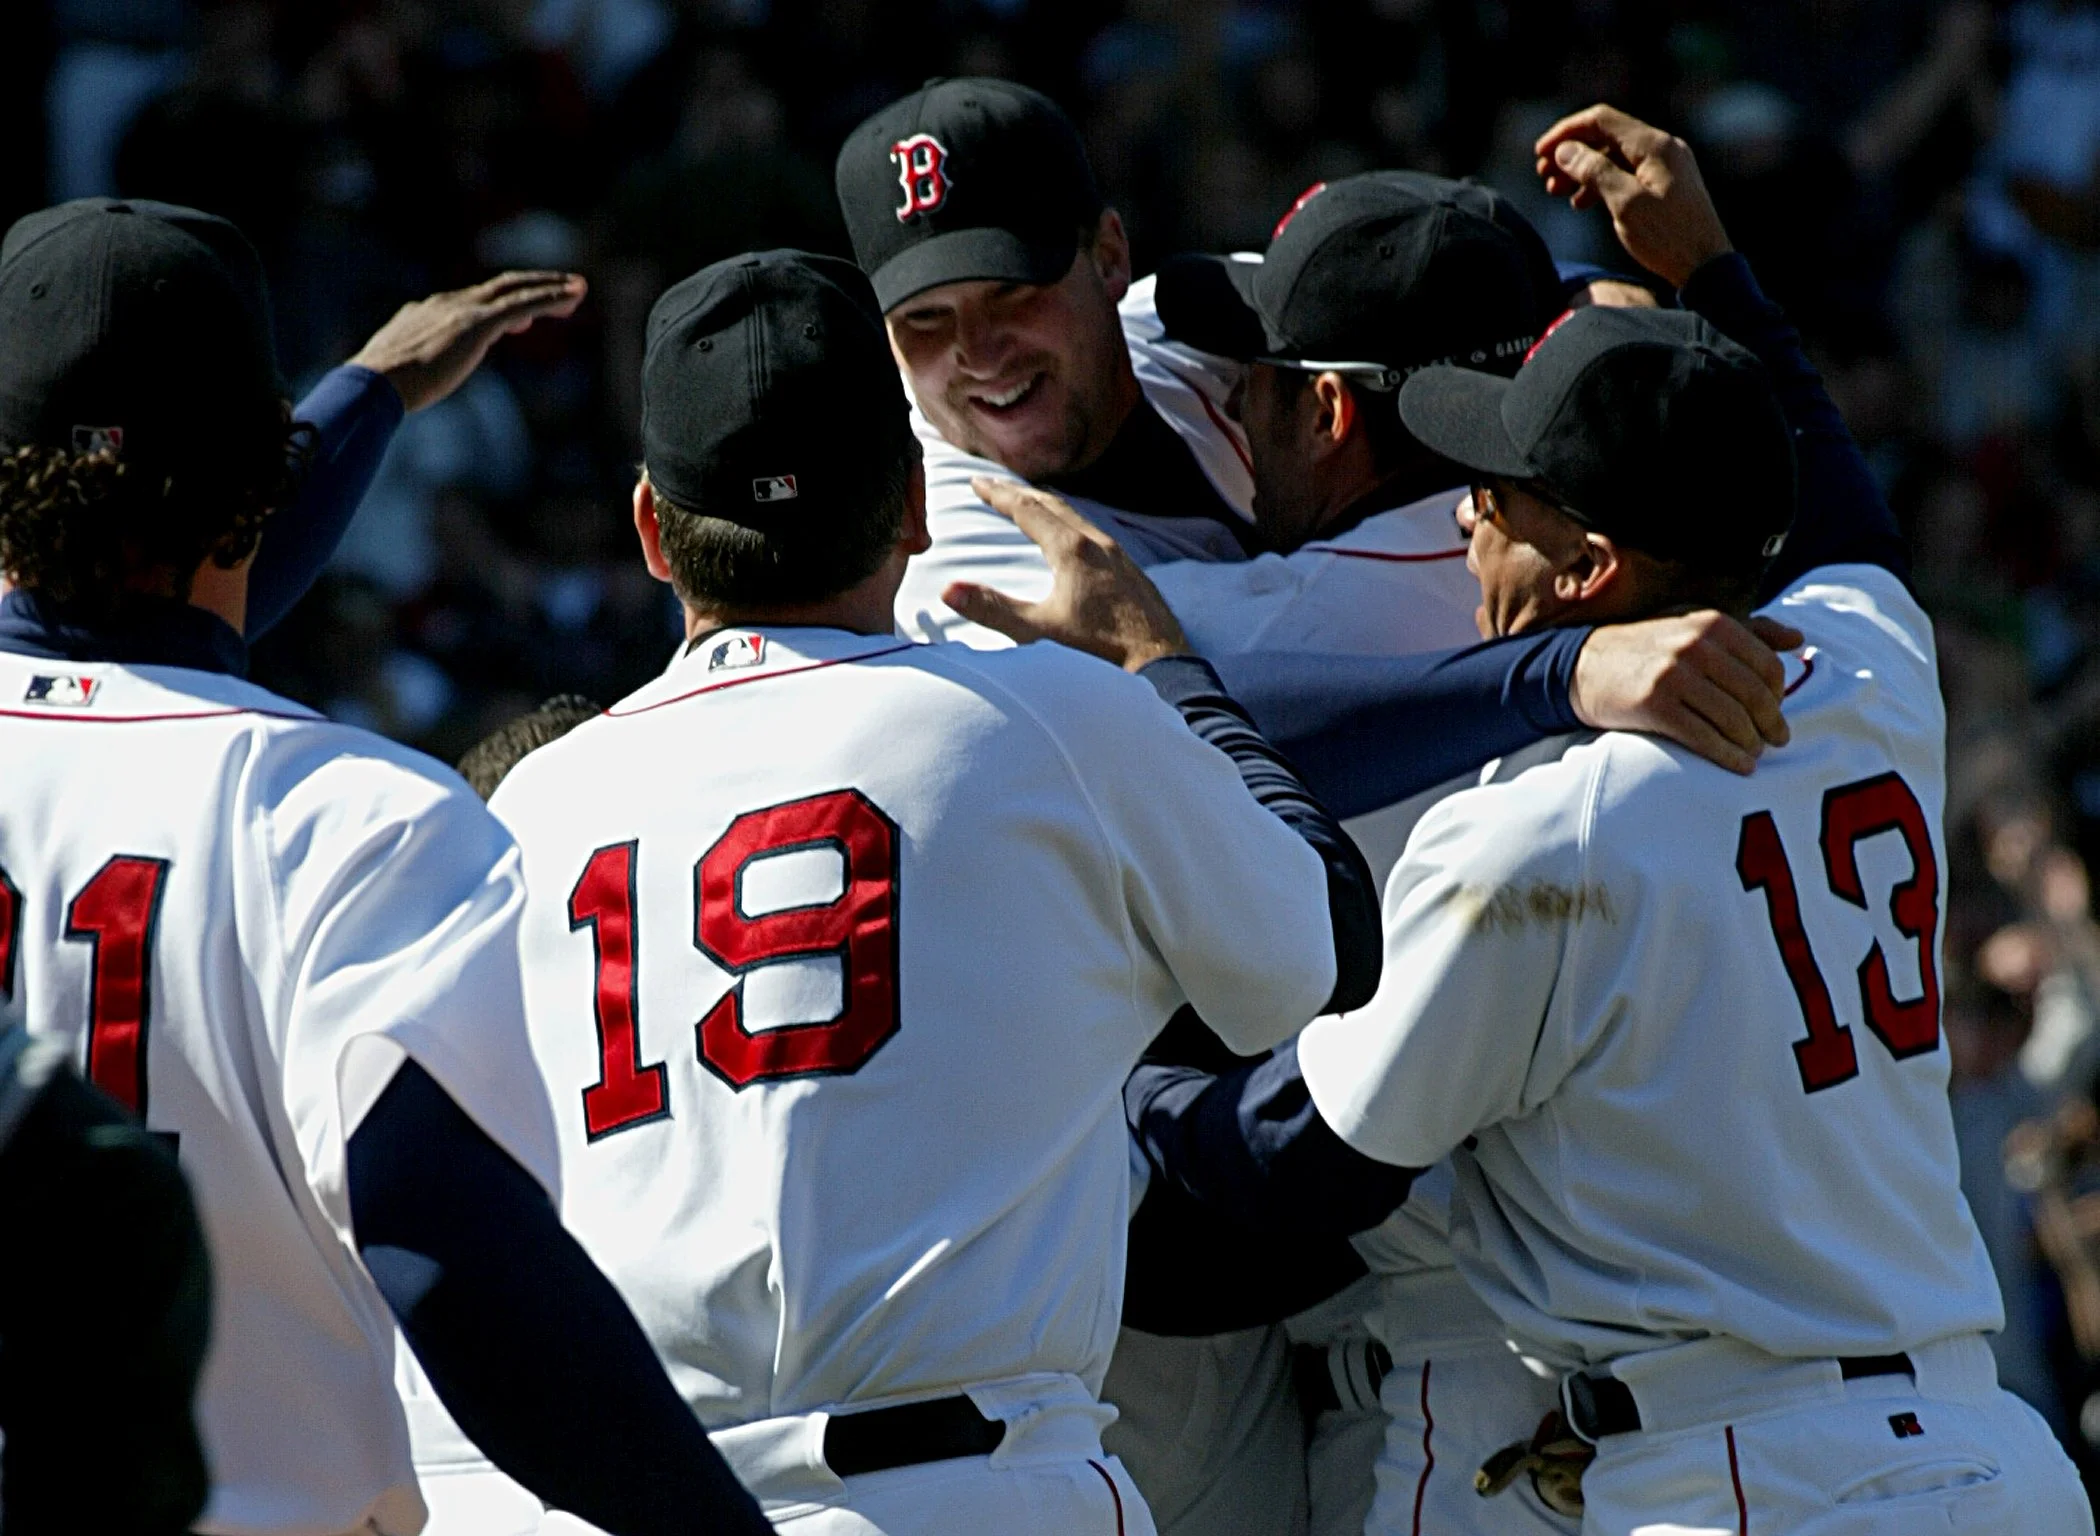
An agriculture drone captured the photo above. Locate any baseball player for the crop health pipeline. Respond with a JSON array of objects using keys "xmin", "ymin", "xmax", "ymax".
[
  {"xmin": 488, "ymin": 248, "xmax": 1381, "ymax": 1535},
  {"xmin": 0, "ymin": 199, "xmax": 771, "ymax": 1536},
  {"xmin": 0, "ymin": 1023, "xmax": 211, "ymax": 1535},
  {"xmin": 834, "ymin": 81, "xmax": 1801, "ymax": 1536},
  {"xmin": 1112, "ymin": 263, "xmax": 2093, "ymax": 1532},
  {"xmin": 1070, "ymin": 127, "xmax": 1913, "ymax": 1536}
]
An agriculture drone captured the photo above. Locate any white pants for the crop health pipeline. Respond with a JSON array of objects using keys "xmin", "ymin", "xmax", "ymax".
[
  {"xmin": 1578, "ymin": 1333, "xmax": 2093, "ymax": 1535},
  {"xmin": 539, "ymin": 1454, "xmax": 1151, "ymax": 1536},
  {"xmin": 1101, "ymin": 1324, "xmax": 1308, "ymax": 1536},
  {"xmin": 1371, "ymin": 1345, "xmax": 1577, "ymax": 1536},
  {"xmin": 1307, "ymin": 1403, "xmax": 1383, "ymax": 1536}
]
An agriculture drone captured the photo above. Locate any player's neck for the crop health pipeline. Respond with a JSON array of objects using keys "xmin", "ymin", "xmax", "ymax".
[
  {"xmin": 681, "ymin": 576, "xmax": 901, "ymax": 643},
  {"xmin": 186, "ymin": 556, "xmax": 251, "ymax": 636}
]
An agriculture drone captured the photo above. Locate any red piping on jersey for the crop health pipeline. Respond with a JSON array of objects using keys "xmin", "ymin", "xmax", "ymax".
[
  {"xmin": 1410, "ymin": 1360, "xmax": 1434, "ymax": 1535},
  {"xmin": 0, "ymin": 704, "xmax": 315, "ymax": 725},
  {"xmin": 1783, "ymin": 654, "xmax": 1817, "ymax": 698},
  {"xmin": 1087, "ymin": 1459, "xmax": 1126, "ymax": 1535},
  {"xmin": 1194, "ymin": 390, "xmax": 1255, "ymax": 477},
  {"xmin": 1300, "ymin": 544, "xmax": 1470, "ymax": 564},
  {"xmin": 604, "ymin": 644, "xmax": 915, "ymax": 718},
  {"xmin": 1726, "ymin": 1424, "xmax": 1748, "ymax": 1534}
]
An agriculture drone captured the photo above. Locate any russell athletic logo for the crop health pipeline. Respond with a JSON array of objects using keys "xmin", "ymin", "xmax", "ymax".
[
  {"xmin": 890, "ymin": 134, "xmax": 952, "ymax": 221},
  {"xmin": 25, "ymin": 674, "xmax": 99, "ymax": 707}
]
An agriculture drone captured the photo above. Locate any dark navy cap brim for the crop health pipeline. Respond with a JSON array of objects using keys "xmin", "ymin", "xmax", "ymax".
[
  {"xmin": 870, "ymin": 224, "xmax": 1078, "ymax": 312},
  {"xmin": 1153, "ymin": 253, "xmax": 1270, "ymax": 361},
  {"xmin": 1398, "ymin": 365, "xmax": 1534, "ymax": 479}
]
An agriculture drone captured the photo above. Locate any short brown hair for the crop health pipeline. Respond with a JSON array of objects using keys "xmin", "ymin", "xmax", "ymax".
[
  {"xmin": 650, "ymin": 441, "xmax": 916, "ymax": 611},
  {"xmin": 457, "ymin": 695, "xmax": 603, "ymax": 799}
]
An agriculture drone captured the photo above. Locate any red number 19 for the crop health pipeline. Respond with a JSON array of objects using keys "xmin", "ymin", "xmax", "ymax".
[{"xmin": 571, "ymin": 789, "xmax": 902, "ymax": 1137}]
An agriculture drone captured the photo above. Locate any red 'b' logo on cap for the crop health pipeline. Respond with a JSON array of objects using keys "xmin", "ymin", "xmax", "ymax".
[{"xmin": 891, "ymin": 134, "xmax": 952, "ymax": 222}]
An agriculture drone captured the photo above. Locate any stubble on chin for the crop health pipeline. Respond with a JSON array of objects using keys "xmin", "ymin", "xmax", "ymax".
[{"xmin": 948, "ymin": 387, "xmax": 1095, "ymax": 482}]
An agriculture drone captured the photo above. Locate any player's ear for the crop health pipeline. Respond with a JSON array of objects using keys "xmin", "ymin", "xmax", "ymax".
[
  {"xmin": 1557, "ymin": 530, "xmax": 1625, "ymax": 606},
  {"xmin": 633, "ymin": 476, "xmax": 674, "ymax": 585},
  {"xmin": 1309, "ymin": 372, "xmax": 1356, "ymax": 456},
  {"xmin": 900, "ymin": 460, "xmax": 931, "ymax": 557},
  {"xmin": 1089, "ymin": 209, "xmax": 1132, "ymax": 301}
]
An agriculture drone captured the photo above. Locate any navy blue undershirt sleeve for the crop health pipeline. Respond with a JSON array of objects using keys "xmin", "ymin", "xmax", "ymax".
[
  {"xmin": 347, "ymin": 1062, "xmax": 769, "ymax": 1536},
  {"xmin": 1139, "ymin": 655, "xmax": 1381, "ymax": 1013},
  {"xmin": 1205, "ymin": 626, "xmax": 1592, "ymax": 820},
  {"xmin": 251, "ymin": 366, "xmax": 405, "ymax": 637},
  {"xmin": 1120, "ymin": 1043, "xmax": 1420, "ymax": 1334},
  {"xmin": 1678, "ymin": 253, "xmax": 1909, "ymax": 596},
  {"xmin": 1129, "ymin": 1042, "xmax": 1419, "ymax": 1236}
]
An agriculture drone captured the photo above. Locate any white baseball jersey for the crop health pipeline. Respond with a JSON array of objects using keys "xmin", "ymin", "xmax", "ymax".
[
  {"xmin": 490, "ymin": 626, "xmax": 1336, "ymax": 1425},
  {"xmin": 0, "ymin": 649, "xmax": 558, "ymax": 1536},
  {"xmin": 1299, "ymin": 564, "xmax": 2002, "ymax": 1370},
  {"xmin": 1148, "ymin": 488, "xmax": 1477, "ymax": 663},
  {"xmin": 892, "ymin": 274, "xmax": 1256, "ymax": 647}
]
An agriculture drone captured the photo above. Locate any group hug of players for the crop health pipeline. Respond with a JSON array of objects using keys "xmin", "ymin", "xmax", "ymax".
[{"xmin": 0, "ymin": 72, "xmax": 2088, "ymax": 1536}]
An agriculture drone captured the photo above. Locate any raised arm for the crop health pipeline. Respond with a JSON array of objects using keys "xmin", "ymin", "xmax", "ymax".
[
  {"xmin": 1535, "ymin": 103, "xmax": 1909, "ymax": 594},
  {"xmin": 253, "ymin": 273, "xmax": 587, "ymax": 637}
]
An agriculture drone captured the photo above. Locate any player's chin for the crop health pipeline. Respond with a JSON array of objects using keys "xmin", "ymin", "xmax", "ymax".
[{"xmin": 965, "ymin": 393, "xmax": 1080, "ymax": 479}]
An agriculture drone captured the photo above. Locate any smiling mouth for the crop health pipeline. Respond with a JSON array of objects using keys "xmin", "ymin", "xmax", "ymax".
[{"xmin": 967, "ymin": 374, "xmax": 1044, "ymax": 416}]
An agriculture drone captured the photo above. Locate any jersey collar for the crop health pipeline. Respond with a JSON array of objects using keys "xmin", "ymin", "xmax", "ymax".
[{"xmin": 0, "ymin": 587, "xmax": 249, "ymax": 677}]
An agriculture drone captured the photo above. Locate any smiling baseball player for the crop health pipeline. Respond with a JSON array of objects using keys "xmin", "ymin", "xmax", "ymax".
[{"xmin": 833, "ymin": 82, "xmax": 1805, "ymax": 1536}]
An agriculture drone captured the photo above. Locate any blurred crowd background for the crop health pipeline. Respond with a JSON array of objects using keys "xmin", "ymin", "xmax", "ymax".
[{"xmin": 14, "ymin": 0, "xmax": 2100, "ymax": 1503}]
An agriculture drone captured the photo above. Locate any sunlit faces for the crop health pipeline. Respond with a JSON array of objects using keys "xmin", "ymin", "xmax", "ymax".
[
  {"xmin": 883, "ymin": 217, "xmax": 1141, "ymax": 482},
  {"xmin": 1460, "ymin": 480, "xmax": 1594, "ymax": 638}
]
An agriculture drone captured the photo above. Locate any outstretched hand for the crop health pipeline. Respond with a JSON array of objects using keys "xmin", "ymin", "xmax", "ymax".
[
  {"xmin": 348, "ymin": 271, "xmax": 588, "ymax": 412},
  {"xmin": 1534, "ymin": 105, "xmax": 1733, "ymax": 289},
  {"xmin": 942, "ymin": 478, "xmax": 1191, "ymax": 672},
  {"xmin": 1572, "ymin": 611, "xmax": 1803, "ymax": 775}
]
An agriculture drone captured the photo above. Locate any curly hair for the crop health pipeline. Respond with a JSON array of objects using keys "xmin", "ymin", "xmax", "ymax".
[{"xmin": 0, "ymin": 410, "xmax": 312, "ymax": 619}]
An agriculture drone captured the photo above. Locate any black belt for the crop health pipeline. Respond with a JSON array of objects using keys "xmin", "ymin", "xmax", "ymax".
[
  {"xmin": 1293, "ymin": 1338, "xmax": 1394, "ymax": 1417},
  {"xmin": 823, "ymin": 1395, "xmax": 1007, "ymax": 1477},
  {"xmin": 1564, "ymin": 1352, "xmax": 1914, "ymax": 1440}
]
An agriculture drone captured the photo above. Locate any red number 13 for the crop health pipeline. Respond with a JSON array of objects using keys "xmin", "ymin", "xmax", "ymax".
[{"xmin": 1737, "ymin": 772, "xmax": 1940, "ymax": 1094}]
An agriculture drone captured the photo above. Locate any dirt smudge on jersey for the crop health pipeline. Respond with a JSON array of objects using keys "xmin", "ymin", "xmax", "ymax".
[{"xmin": 1457, "ymin": 880, "xmax": 1618, "ymax": 934}]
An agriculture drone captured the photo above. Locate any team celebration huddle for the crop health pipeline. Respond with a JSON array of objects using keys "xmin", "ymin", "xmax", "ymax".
[{"xmin": 0, "ymin": 65, "xmax": 2088, "ymax": 1536}]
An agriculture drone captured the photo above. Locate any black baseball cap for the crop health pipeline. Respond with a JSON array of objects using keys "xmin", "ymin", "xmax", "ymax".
[
  {"xmin": 641, "ymin": 250, "xmax": 916, "ymax": 522},
  {"xmin": 1156, "ymin": 172, "xmax": 1563, "ymax": 385},
  {"xmin": 837, "ymin": 78, "xmax": 1104, "ymax": 312},
  {"xmin": 1398, "ymin": 306, "xmax": 1796, "ymax": 569},
  {"xmin": 0, "ymin": 198, "xmax": 285, "ymax": 468}
]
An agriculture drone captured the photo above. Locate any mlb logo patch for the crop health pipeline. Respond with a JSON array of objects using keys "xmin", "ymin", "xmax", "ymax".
[
  {"xmin": 1888, "ymin": 1412, "xmax": 1924, "ymax": 1439},
  {"xmin": 70, "ymin": 424, "xmax": 124, "ymax": 455},
  {"xmin": 708, "ymin": 634, "xmax": 766, "ymax": 672},
  {"xmin": 25, "ymin": 673, "xmax": 99, "ymax": 707},
  {"xmin": 752, "ymin": 475, "xmax": 799, "ymax": 503}
]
